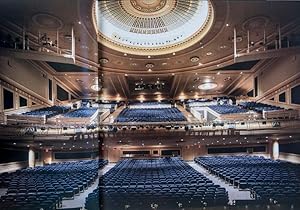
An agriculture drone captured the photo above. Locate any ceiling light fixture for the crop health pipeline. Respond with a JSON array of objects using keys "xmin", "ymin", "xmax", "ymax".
[{"xmin": 198, "ymin": 82, "xmax": 218, "ymax": 90}]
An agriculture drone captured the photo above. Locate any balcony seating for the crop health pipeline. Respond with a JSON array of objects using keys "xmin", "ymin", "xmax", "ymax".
[
  {"xmin": 128, "ymin": 102, "xmax": 171, "ymax": 109},
  {"xmin": 85, "ymin": 158, "xmax": 228, "ymax": 210},
  {"xmin": 0, "ymin": 159, "xmax": 108, "ymax": 210},
  {"xmin": 208, "ymin": 105, "xmax": 248, "ymax": 114},
  {"xmin": 195, "ymin": 156, "xmax": 300, "ymax": 205},
  {"xmin": 22, "ymin": 106, "xmax": 70, "ymax": 118},
  {"xmin": 115, "ymin": 108, "xmax": 186, "ymax": 122},
  {"xmin": 63, "ymin": 107, "xmax": 98, "ymax": 118},
  {"xmin": 239, "ymin": 102, "xmax": 283, "ymax": 113}
]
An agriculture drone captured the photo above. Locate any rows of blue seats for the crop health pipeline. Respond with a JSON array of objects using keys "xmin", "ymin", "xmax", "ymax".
[
  {"xmin": 115, "ymin": 108, "xmax": 186, "ymax": 122},
  {"xmin": 63, "ymin": 107, "xmax": 98, "ymax": 118},
  {"xmin": 22, "ymin": 106, "xmax": 70, "ymax": 118},
  {"xmin": 0, "ymin": 159, "xmax": 108, "ymax": 210},
  {"xmin": 129, "ymin": 101, "xmax": 169, "ymax": 106},
  {"xmin": 239, "ymin": 102, "xmax": 283, "ymax": 113},
  {"xmin": 85, "ymin": 158, "xmax": 228, "ymax": 210},
  {"xmin": 208, "ymin": 105, "xmax": 248, "ymax": 114},
  {"xmin": 195, "ymin": 156, "xmax": 300, "ymax": 205}
]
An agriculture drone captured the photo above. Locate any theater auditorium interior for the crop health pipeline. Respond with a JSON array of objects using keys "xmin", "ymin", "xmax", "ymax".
[{"xmin": 0, "ymin": 0, "xmax": 300, "ymax": 210}]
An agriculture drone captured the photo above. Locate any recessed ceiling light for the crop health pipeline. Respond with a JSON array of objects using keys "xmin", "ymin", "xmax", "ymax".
[
  {"xmin": 190, "ymin": 56, "xmax": 200, "ymax": 62},
  {"xmin": 91, "ymin": 84, "xmax": 101, "ymax": 91},
  {"xmin": 13, "ymin": 142, "xmax": 16, "ymax": 145},
  {"xmin": 198, "ymin": 82, "xmax": 218, "ymax": 90},
  {"xmin": 78, "ymin": 21, "xmax": 82, "ymax": 24},
  {"xmin": 172, "ymin": 52, "xmax": 176, "ymax": 55},
  {"xmin": 148, "ymin": 69, "xmax": 152, "ymax": 72},
  {"xmin": 125, "ymin": 74, "xmax": 128, "ymax": 76},
  {"xmin": 124, "ymin": 53, "xmax": 127, "ymax": 56},
  {"xmin": 217, "ymin": 72, "xmax": 221, "ymax": 75},
  {"xmin": 226, "ymin": 23, "xmax": 229, "ymax": 27},
  {"xmin": 148, "ymin": 55, "xmax": 151, "ymax": 58},
  {"xmin": 206, "ymin": 52, "xmax": 212, "ymax": 56}
]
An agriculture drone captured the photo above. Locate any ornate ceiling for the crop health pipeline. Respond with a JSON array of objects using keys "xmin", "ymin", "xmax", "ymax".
[
  {"xmin": 94, "ymin": 0, "xmax": 214, "ymax": 55},
  {"xmin": 1, "ymin": 0, "xmax": 300, "ymax": 100}
]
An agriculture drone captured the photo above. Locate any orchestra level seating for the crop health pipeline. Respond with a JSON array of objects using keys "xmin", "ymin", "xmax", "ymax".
[
  {"xmin": 115, "ymin": 107, "xmax": 186, "ymax": 122},
  {"xmin": 85, "ymin": 158, "xmax": 228, "ymax": 210},
  {"xmin": 0, "ymin": 159, "xmax": 108, "ymax": 210},
  {"xmin": 195, "ymin": 156, "xmax": 300, "ymax": 205}
]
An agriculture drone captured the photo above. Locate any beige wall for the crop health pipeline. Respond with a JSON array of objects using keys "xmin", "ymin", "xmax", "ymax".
[
  {"xmin": 0, "ymin": 57, "xmax": 48, "ymax": 98},
  {"xmin": 182, "ymin": 145, "xmax": 207, "ymax": 161},
  {"xmin": 279, "ymin": 152, "xmax": 300, "ymax": 163},
  {"xmin": 40, "ymin": 150, "xmax": 53, "ymax": 165},
  {"xmin": 0, "ymin": 161, "xmax": 28, "ymax": 173},
  {"xmin": 257, "ymin": 55, "xmax": 300, "ymax": 100},
  {"xmin": 104, "ymin": 146, "xmax": 208, "ymax": 162},
  {"xmin": 0, "ymin": 56, "xmax": 76, "ymax": 112}
]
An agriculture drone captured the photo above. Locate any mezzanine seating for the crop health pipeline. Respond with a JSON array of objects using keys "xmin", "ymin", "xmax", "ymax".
[
  {"xmin": 63, "ymin": 107, "xmax": 98, "ymax": 118},
  {"xmin": 239, "ymin": 102, "xmax": 283, "ymax": 113},
  {"xmin": 194, "ymin": 156, "xmax": 300, "ymax": 205},
  {"xmin": 208, "ymin": 105, "xmax": 248, "ymax": 115},
  {"xmin": 22, "ymin": 106, "xmax": 70, "ymax": 118},
  {"xmin": 0, "ymin": 159, "xmax": 108, "ymax": 210},
  {"xmin": 115, "ymin": 108, "xmax": 186, "ymax": 123},
  {"xmin": 85, "ymin": 158, "xmax": 228, "ymax": 210}
]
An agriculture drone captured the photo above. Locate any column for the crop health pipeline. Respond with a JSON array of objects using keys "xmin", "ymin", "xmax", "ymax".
[
  {"xmin": 271, "ymin": 140, "xmax": 279, "ymax": 160},
  {"xmin": 28, "ymin": 147, "xmax": 35, "ymax": 168},
  {"xmin": 204, "ymin": 110, "xmax": 208, "ymax": 121}
]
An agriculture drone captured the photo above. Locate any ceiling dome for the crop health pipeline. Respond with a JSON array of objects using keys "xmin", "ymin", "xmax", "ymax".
[{"xmin": 94, "ymin": 0, "xmax": 214, "ymax": 55}]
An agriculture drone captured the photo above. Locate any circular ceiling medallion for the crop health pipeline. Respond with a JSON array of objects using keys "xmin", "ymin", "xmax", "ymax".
[
  {"xmin": 198, "ymin": 82, "xmax": 218, "ymax": 90},
  {"xmin": 93, "ymin": 0, "xmax": 214, "ymax": 55},
  {"xmin": 130, "ymin": 0, "xmax": 167, "ymax": 13},
  {"xmin": 242, "ymin": 16, "xmax": 270, "ymax": 32},
  {"xmin": 32, "ymin": 13, "xmax": 63, "ymax": 30}
]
